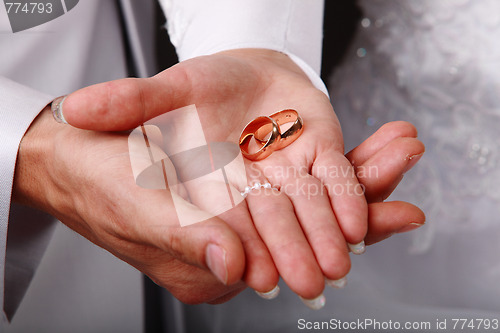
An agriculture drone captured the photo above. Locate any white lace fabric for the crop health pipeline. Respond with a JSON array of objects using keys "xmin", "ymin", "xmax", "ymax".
[{"xmin": 333, "ymin": 0, "xmax": 500, "ymax": 233}]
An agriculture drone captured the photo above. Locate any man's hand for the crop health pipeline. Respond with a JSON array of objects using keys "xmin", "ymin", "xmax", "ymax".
[{"xmin": 14, "ymin": 108, "xmax": 248, "ymax": 304}]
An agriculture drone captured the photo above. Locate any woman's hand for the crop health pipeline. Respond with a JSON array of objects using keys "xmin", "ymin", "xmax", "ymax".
[{"xmin": 45, "ymin": 49, "xmax": 425, "ymax": 305}]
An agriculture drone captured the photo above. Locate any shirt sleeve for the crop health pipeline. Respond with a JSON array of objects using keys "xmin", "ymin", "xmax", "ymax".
[
  {"xmin": 158, "ymin": 0, "xmax": 328, "ymax": 96},
  {"xmin": 0, "ymin": 77, "xmax": 56, "ymax": 322}
]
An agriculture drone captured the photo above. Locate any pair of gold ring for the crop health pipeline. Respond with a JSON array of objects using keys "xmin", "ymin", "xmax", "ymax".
[{"xmin": 239, "ymin": 109, "xmax": 303, "ymax": 161}]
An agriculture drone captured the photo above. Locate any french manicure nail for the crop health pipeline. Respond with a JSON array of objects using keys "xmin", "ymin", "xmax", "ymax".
[
  {"xmin": 255, "ymin": 285, "xmax": 280, "ymax": 300},
  {"xmin": 348, "ymin": 241, "xmax": 366, "ymax": 255},
  {"xmin": 326, "ymin": 276, "xmax": 347, "ymax": 289},
  {"xmin": 396, "ymin": 222, "xmax": 425, "ymax": 233},
  {"xmin": 300, "ymin": 294, "xmax": 326, "ymax": 310},
  {"xmin": 205, "ymin": 244, "xmax": 228, "ymax": 285},
  {"xmin": 51, "ymin": 95, "xmax": 68, "ymax": 124}
]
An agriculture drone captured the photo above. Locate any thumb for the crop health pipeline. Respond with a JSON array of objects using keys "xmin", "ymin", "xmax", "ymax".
[
  {"xmin": 128, "ymin": 173, "xmax": 246, "ymax": 285},
  {"xmin": 144, "ymin": 212, "xmax": 246, "ymax": 286},
  {"xmin": 58, "ymin": 65, "xmax": 192, "ymax": 131}
]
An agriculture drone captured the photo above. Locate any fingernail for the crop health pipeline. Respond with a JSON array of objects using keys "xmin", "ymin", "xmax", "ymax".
[
  {"xmin": 396, "ymin": 222, "xmax": 425, "ymax": 233},
  {"xmin": 205, "ymin": 244, "xmax": 228, "ymax": 285},
  {"xmin": 403, "ymin": 153, "xmax": 423, "ymax": 173},
  {"xmin": 300, "ymin": 294, "xmax": 326, "ymax": 310},
  {"xmin": 255, "ymin": 285, "xmax": 280, "ymax": 300},
  {"xmin": 326, "ymin": 276, "xmax": 347, "ymax": 289},
  {"xmin": 348, "ymin": 241, "xmax": 366, "ymax": 255},
  {"xmin": 51, "ymin": 95, "xmax": 68, "ymax": 124}
]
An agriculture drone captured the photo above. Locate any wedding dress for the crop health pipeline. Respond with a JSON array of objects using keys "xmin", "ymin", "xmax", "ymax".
[{"xmin": 174, "ymin": 1, "xmax": 500, "ymax": 331}]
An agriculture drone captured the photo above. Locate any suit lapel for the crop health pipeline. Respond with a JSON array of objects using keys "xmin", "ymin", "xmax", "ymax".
[{"xmin": 118, "ymin": 0, "xmax": 157, "ymax": 78}]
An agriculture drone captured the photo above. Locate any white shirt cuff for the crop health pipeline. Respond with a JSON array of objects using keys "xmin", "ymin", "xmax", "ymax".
[
  {"xmin": 159, "ymin": 0, "xmax": 328, "ymax": 96},
  {"xmin": 0, "ymin": 77, "xmax": 54, "ymax": 321}
]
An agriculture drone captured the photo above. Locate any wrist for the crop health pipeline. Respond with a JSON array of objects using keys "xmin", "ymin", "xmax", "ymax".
[
  {"xmin": 217, "ymin": 48, "xmax": 328, "ymax": 97},
  {"xmin": 217, "ymin": 48, "xmax": 310, "ymax": 80},
  {"xmin": 13, "ymin": 107, "xmax": 59, "ymax": 212}
]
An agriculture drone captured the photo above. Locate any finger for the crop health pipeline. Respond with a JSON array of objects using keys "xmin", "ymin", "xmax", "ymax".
[
  {"xmin": 181, "ymin": 177, "xmax": 280, "ymax": 295},
  {"xmin": 246, "ymin": 188, "xmax": 325, "ymax": 300},
  {"xmin": 218, "ymin": 205, "xmax": 280, "ymax": 296},
  {"xmin": 346, "ymin": 121, "xmax": 418, "ymax": 165},
  {"xmin": 130, "ymin": 186, "xmax": 246, "ymax": 286},
  {"xmin": 280, "ymin": 175, "xmax": 351, "ymax": 282},
  {"xmin": 312, "ymin": 152, "xmax": 368, "ymax": 245},
  {"xmin": 364, "ymin": 201, "xmax": 426, "ymax": 245},
  {"xmin": 60, "ymin": 56, "xmax": 258, "ymax": 131},
  {"xmin": 61, "ymin": 72, "xmax": 186, "ymax": 131},
  {"xmin": 356, "ymin": 137, "xmax": 425, "ymax": 203}
]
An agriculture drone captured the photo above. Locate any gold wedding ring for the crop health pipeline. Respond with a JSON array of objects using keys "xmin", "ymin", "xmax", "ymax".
[
  {"xmin": 239, "ymin": 116, "xmax": 281, "ymax": 161},
  {"xmin": 239, "ymin": 109, "xmax": 304, "ymax": 161},
  {"xmin": 258, "ymin": 109, "xmax": 303, "ymax": 150}
]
